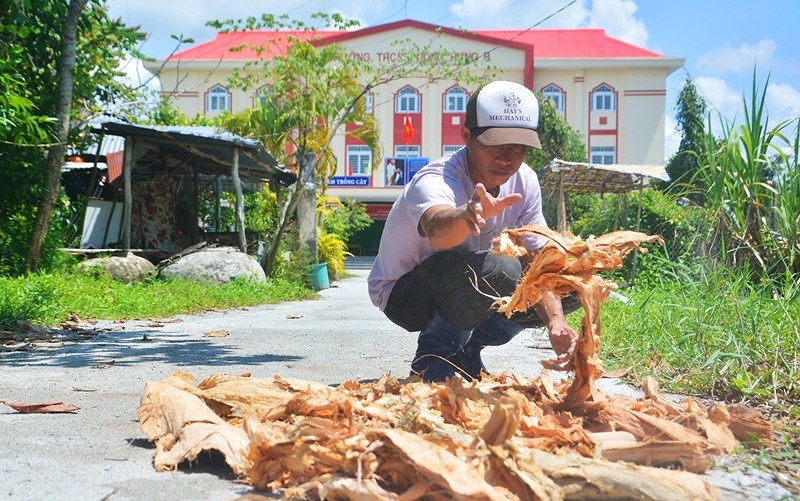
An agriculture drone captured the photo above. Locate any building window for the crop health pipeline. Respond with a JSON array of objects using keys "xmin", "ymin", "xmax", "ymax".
[
  {"xmin": 254, "ymin": 85, "xmax": 272, "ymax": 108},
  {"xmin": 346, "ymin": 145, "xmax": 371, "ymax": 176},
  {"xmin": 443, "ymin": 87, "xmax": 467, "ymax": 113},
  {"xmin": 443, "ymin": 145, "xmax": 463, "ymax": 155},
  {"xmin": 541, "ymin": 84, "xmax": 564, "ymax": 112},
  {"xmin": 206, "ymin": 85, "xmax": 230, "ymax": 113},
  {"xmin": 592, "ymin": 84, "xmax": 615, "ymax": 111},
  {"xmin": 364, "ymin": 92, "xmax": 373, "ymax": 113},
  {"xmin": 394, "ymin": 145, "xmax": 420, "ymax": 157},
  {"xmin": 590, "ymin": 146, "xmax": 615, "ymax": 164},
  {"xmin": 395, "ymin": 87, "xmax": 420, "ymax": 113}
]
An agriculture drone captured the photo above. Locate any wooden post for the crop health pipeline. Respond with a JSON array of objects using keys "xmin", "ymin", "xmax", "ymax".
[
  {"xmin": 214, "ymin": 176, "xmax": 222, "ymax": 231},
  {"xmin": 557, "ymin": 171, "xmax": 566, "ymax": 232},
  {"xmin": 231, "ymin": 147, "xmax": 246, "ymax": 253},
  {"xmin": 192, "ymin": 166, "xmax": 200, "ymax": 243},
  {"xmin": 631, "ymin": 176, "xmax": 645, "ymax": 286},
  {"xmin": 121, "ymin": 136, "xmax": 134, "ymax": 250}
]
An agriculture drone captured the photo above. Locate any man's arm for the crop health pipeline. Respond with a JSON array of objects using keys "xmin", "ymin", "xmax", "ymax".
[{"xmin": 419, "ymin": 183, "xmax": 522, "ymax": 250}]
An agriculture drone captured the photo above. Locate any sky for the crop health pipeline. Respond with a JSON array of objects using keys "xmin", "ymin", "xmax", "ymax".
[{"xmin": 108, "ymin": 0, "xmax": 800, "ymax": 159}]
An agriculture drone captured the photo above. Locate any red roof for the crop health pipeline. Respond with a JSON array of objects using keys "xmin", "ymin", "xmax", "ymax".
[
  {"xmin": 168, "ymin": 30, "xmax": 337, "ymax": 61},
  {"xmin": 477, "ymin": 28, "xmax": 662, "ymax": 58},
  {"xmin": 168, "ymin": 20, "xmax": 663, "ymax": 61}
]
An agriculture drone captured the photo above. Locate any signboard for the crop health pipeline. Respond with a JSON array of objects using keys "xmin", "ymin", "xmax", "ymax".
[
  {"xmin": 384, "ymin": 157, "xmax": 430, "ymax": 187},
  {"xmin": 365, "ymin": 204, "xmax": 392, "ymax": 221},
  {"xmin": 328, "ymin": 176, "xmax": 370, "ymax": 187}
]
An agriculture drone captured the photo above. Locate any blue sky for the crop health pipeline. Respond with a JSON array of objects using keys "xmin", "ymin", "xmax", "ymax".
[{"xmin": 109, "ymin": 0, "xmax": 800, "ymax": 159}]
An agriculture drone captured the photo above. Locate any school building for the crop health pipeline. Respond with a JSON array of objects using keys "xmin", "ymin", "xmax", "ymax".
[{"xmin": 148, "ymin": 19, "xmax": 683, "ymax": 255}]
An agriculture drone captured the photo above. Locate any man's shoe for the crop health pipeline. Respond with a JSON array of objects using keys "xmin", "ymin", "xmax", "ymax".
[
  {"xmin": 450, "ymin": 314, "xmax": 524, "ymax": 380},
  {"xmin": 410, "ymin": 313, "xmax": 472, "ymax": 383}
]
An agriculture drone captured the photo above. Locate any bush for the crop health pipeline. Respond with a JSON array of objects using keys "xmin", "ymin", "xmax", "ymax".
[
  {"xmin": 317, "ymin": 231, "xmax": 351, "ymax": 280},
  {"xmin": 319, "ymin": 197, "xmax": 373, "ymax": 243},
  {"xmin": 568, "ymin": 189, "xmax": 707, "ymax": 284}
]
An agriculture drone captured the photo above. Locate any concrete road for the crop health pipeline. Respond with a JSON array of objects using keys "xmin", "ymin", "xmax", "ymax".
[{"xmin": 0, "ymin": 265, "xmax": 792, "ymax": 500}]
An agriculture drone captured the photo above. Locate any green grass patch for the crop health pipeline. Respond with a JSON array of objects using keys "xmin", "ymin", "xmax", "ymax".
[
  {"xmin": 590, "ymin": 271, "xmax": 799, "ymax": 405},
  {"xmin": 0, "ymin": 272, "xmax": 316, "ymax": 327}
]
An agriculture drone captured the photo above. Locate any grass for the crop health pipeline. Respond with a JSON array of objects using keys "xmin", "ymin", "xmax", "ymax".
[
  {"xmin": 0, "ymin": 272, "xmax": 316, "ymax": 327},
  {"xmin": 593, "ymin": 271, "xmax": 799, "ymax": 405}
]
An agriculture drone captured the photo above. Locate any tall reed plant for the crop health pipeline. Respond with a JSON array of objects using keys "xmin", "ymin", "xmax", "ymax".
[{"xmin": 696, "ymin": 71, "xmax": 799, "ymax": 278}]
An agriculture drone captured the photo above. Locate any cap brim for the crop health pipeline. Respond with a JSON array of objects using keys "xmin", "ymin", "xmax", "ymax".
[{"xmin": 475, "ymin": 127, "xmax": 541, "ymax": 149}]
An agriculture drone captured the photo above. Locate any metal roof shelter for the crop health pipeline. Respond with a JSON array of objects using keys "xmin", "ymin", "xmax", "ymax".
[
  {"xmin": 539, "ymin": 158, "xmax": 669, "ymax": 231},
  {"xmin": 89, "ymin": 120, "xmax": 296, "ymax": 254},
  {"xmin": 539, "ymin": 158, "xmax": 670, "ymax": 283}
]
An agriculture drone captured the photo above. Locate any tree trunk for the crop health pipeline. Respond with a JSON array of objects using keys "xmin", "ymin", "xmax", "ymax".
[
  {"xmin": 259, "ymin": 187, "xmax": 301, "ymax": 276},
  {"xmin": 25, "ymin": 0, "xmax": 89, "ymax": 272}
]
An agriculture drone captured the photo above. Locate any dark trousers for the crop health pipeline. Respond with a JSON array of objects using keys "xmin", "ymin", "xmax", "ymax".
[{"xmin": 384, "ymin": 249, "xmax": 576, "ymax": 332}]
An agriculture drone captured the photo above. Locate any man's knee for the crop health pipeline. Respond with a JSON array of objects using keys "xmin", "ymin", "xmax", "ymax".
[{"xmin": 478, "ymin": 252, "xmax": 522, "ymax": 298}]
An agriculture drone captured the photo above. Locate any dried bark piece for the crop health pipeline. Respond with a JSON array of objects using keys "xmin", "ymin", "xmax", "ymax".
[
  {"xmin": 726, "ymin": 403, "xmax": 774, "ymax": 445},
  {"xmin": 1, "ymin": 401, "xmax": 79, "ymax": 414},
  {"xmin": 138, "ymin": 381, "xmax": 250, "ymax": 473},
  {"xmin": 526, "ymin": 448, "xmax": 717, "ymax": 500},
  {"xmin": 494, "ymin": 225, "xmax": 662, "ymax": 402}
]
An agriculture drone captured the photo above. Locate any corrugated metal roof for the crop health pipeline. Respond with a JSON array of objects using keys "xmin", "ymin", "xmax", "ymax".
[
  {"xmin": 166, "ymin": 21, "xmax": 665, "ymax": 62},
  {"xmin": 538, "ymin": 158, "xmax": 669, "ymax": 194},
  {"xmin": 90, "ymin": 120, "xmax": 296, "ymax": 187}
]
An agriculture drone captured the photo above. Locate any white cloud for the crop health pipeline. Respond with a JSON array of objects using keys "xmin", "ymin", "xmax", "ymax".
[
  {"xmin": 664, "ymin": 114, "xmax": 680, "ymax": 160},
  {"xmin": 766, "ymin": 82, "xmax": 800, "ymax": 124},
  {"xmin": 586, "ymin": 0, "xmax": 648, "ymax": 47},
  {"xmin": 447, "ymin": 0, "xmax": 588, "ymax": 29},
  {"xmin": 694, "ymin": 76, "xmax": 742, "ymax": 123},
  {"xmin": 448, "ymin": 0, "xmax": 648, "ymax": 47},
  {"xmin": 116, "ymin": 56, "xmax": 161, "ymax": 93},
  {"xmin": 107, "ymin": 0, "xmax": 389, "ymax": 59},
  {"xmin": 696, "ymin": 39, "xmax": 777, "ymax": 76}
]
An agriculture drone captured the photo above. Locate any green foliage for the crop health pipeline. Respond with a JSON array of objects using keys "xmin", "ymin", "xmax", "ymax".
[
  {"xmin": 0, "ymin": 0, "xmax": 143, "ymax": 276},
  {"xmin": 526, "ymin": 93, "xmax": 587, "ymax": 169},
  {"xmin": 570, "ymin": 189, "xmax": 707, "ymax": 283},
  {"xmin": 317, "ymin": 231, "xmax": 352, "ymax": 281},
  {"xmin": 138, "ymin": 98, "xmax": 225, "ymax": 127},
  {"xmin": 696, "ymin": 70, "xmax": 800, "ymax": 277},
  {"xmin": 198, "ymin": 188, "xmax": 279, "ymax": 235},
  {"xmin": 318, "ymin": 197, "xmax": 373, "ymax": 243},
  {"xmin": 598, "ymin": 264, "xmax": 800, "ymax": 404},
  {"xmin": 0, "ymin": 271, "xmax": 314, "ymax": 327},
  {"xmin": 664, "ymin": 78, "xmax": 708, "ymax": 197}
]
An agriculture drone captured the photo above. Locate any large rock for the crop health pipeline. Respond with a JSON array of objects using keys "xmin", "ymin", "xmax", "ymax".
[
  {"xmin": 78, "ymin": 252, "xmax": 156, "ymax": 282},
  {"xmin": 158, "ymin": 247, "xmax": 266, "ymax": 284}
]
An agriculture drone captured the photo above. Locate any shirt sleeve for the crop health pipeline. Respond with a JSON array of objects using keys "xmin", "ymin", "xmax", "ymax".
[{"xmin": 404, "ymin": 168, "xmax": 459, "ymax": 236}]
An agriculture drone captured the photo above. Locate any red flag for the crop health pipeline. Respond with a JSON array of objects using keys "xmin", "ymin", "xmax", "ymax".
[{"xmin": 403, "ymin": 114, "xmax": 414, "ymax": 144}]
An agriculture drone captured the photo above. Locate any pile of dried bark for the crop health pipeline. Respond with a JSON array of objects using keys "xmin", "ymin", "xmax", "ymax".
[{"xmin": 138, "ymin": 226, "xmax": 773, "ymax": 500}]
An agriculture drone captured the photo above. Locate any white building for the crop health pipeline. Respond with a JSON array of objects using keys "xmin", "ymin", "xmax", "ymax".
[{"xmin": 148, "ymin": 20, "xmax": 683, "ymax": 254}]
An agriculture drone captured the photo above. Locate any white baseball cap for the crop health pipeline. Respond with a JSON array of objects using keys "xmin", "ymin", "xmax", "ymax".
[{"xmin": 464, "ymin": 80, "xmax": 541, "ymax": 149}]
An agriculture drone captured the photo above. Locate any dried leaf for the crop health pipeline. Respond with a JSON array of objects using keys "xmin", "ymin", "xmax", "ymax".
[
  {"xmin": 2, "ymin": 400, "xmax": 79, "ymax": 414},
  {"xmin": 203, "ymin": 329, "xmax": 229, "ymax": 338}
]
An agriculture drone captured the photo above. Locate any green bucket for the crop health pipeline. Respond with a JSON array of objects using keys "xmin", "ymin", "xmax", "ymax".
[{"xmin": 309, "ymin": 262, "xmax": 330, "ymax": 290}]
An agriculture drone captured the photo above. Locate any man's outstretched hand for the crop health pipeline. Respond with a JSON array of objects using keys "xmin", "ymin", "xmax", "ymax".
[
  {"xmin": 542, "ymin": 319, "xmax": 578, "ymax": 370},
  {"xmin": 464, "ymin": 183, "xmax": 523, "ymax": 237}
]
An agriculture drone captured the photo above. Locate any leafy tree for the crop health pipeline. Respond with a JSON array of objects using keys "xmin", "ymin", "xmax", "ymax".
[
  {"xmin": 0, "ymin": 0, "xmax": 143, "ymax": 275},
  {"xmin": 664, "ymin": 78, "xmax": 707, "ymax": 199},
  {"xmin": 26, "ymin": 0, "xmax": 89, "ymax": 272},
  {"xmin": 214, "ymin": 12, "xmax": 487, "ymax": 276},
  {"xmin": 526, "ymin": 93, "xmax": 587, "ymax": 169}
]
